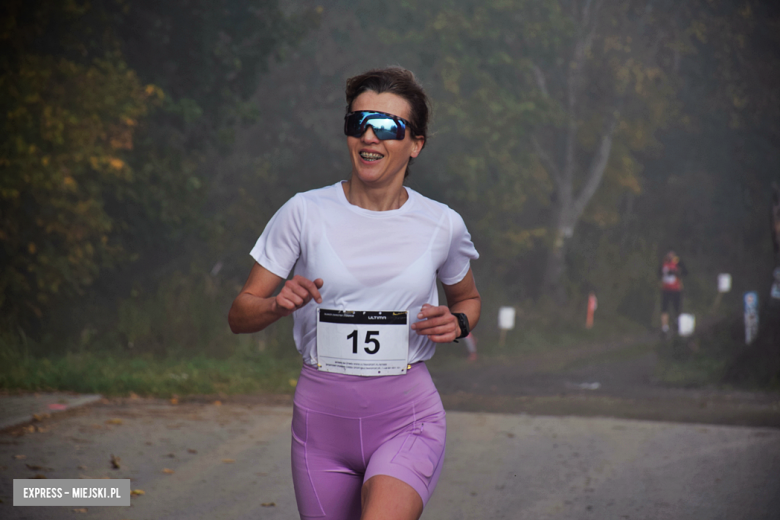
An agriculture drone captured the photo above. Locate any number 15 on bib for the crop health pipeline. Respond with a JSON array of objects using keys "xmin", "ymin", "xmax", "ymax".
[{"xmin": 316, "ymin": 309, "xmax": 409, "ymax": 376}]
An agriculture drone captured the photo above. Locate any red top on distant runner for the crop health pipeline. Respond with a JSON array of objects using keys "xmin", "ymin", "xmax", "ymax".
[{"xmin": 660, "ymin": 254, "xmax": 685, "ymax": 292}]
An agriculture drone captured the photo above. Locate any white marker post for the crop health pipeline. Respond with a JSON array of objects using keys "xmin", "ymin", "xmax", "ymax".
[
  {"xmin": 498, "ymin": 306, "xmax": 516, "ymax": 347},
  {"xmin": 713, "ymin": 273, "xmax": 732, "ymax": 310},
  {"xmin": 678, "ymin": 314, "xmax": 695, "ymax": 337},
  {"xmin": 718, "ymin": 274, "xmax": 732, "ymax": 293}
]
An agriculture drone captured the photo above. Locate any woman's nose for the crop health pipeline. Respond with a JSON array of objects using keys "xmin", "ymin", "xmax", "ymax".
[{"xmin": 361, "ymin": 125, "xmax": 380, "ymax": 143}]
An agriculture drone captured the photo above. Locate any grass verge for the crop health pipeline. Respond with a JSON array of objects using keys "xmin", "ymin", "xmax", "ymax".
[
  {"xmin": 652, "ymin": 305, "xmax": 780, "ymax": 391},
  {"xmin": 0, "ymin": 351, "xmax": 302, "ymax": 398}
]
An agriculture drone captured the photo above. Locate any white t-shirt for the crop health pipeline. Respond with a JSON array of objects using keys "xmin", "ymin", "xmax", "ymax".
[{"xmin": 250, "ymin": 181, "xmax": 479, "ymax": 366}]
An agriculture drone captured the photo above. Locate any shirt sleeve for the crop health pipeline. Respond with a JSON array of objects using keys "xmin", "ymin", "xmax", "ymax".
[
  {"xmin": 249, "ymin": 194, "xmax": 306, "ymax": 279},
  {"xmin": 438, "ymin": 208, "xmax": 479, "ymax": 285}
]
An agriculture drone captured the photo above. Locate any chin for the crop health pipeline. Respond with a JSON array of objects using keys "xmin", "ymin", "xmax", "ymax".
[{"xmin": 353, "ymin": 168, "xmax": 386, "ymax": 184}]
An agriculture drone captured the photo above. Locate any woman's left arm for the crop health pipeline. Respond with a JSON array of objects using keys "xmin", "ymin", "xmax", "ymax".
[{"xmin": 411, "ymin": 268, "xmax": 481, "ymax": 343}]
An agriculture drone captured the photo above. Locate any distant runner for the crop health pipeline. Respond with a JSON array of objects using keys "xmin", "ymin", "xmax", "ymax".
[{"xmin": 659, "ymin": 250, "xmax": 687, "ymax": 336}]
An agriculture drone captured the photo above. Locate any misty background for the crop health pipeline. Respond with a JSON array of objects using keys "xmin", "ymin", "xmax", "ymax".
[{"xmin": 2, "ymin": 0, "xmax": 779, "ymax": 395}]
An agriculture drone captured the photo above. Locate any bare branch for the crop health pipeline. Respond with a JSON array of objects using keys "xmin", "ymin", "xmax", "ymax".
[
  {"xmin": 532, "ymin": 137, "xmax": 562, "ymax": 190},
  {"xmin": 571, "ymin": 107, "xmax": 621, "ymax": 222},
  {"xmin": 582, "ymin": 0, "xmax": 594, "ymax": 27},
  {"xmin": 582, "ymin": 0, "xmax": 604, "ymax": 53},
  {"xmin": 531, "ymin": 63, "xmax": 549, "ymax": 98}
]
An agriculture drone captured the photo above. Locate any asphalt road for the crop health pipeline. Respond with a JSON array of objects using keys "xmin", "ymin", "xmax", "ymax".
[
  {"xmin": 2, "ymin": 337, "xmax": 780, "ymax": 519},
  {"xmin": 1, "ymin": 397, "xmax": 779, "ymax": 519}
]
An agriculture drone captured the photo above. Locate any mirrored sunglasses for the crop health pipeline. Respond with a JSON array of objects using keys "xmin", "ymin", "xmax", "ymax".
[{"xmin": 344, "ymin": 110, "xmax": 411, "ymax": 141}]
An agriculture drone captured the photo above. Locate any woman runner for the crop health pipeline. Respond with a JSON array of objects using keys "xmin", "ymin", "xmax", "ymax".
[{"xmin": 229, "ymin": 66, "xmax": 481, "ymax": 520}]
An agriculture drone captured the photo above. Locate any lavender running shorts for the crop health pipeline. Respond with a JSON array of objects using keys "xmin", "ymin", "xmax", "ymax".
[{"xmin": 291, "ymin": 362, "xmax": 447, "ymax": 520}]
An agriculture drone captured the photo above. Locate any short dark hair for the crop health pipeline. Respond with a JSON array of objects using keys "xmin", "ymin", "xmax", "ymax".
[{"xmin": 345, "ymin": 67, "xmax": 431, "ymax": 176}]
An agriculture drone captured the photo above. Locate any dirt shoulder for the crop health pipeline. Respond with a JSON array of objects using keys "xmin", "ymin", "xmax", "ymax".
[{"xmin": 427, "ymin": 334, "xmax": 780, "ymax": 428}]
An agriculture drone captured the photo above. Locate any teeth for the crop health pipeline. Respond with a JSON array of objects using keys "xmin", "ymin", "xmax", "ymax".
[{"xmin": 360, "ymin": 151, "xmax": 384, "ymax": 161}]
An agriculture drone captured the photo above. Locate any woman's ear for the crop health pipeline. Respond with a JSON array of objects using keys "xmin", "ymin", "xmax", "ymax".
[{"xmin": 410, "ymin": 136, "xmax": 425, "ymax": 158}]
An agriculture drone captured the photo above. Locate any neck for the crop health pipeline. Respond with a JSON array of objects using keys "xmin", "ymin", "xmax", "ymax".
[{"xmin": 343, "ymin": 175, "xmax": 408, "ymax": 211}]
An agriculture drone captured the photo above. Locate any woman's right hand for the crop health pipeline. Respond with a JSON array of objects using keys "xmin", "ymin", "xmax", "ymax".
[
  {"xmin": 274, "ymin": 275, "xmax": 324, "ymax": 316},
  {"xmin": 229, "ymin": 264, "xmax": 324, "ymax": 333}
]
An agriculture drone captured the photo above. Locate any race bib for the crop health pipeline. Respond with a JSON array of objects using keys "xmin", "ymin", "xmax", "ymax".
[{"xmin": 316, "ymin": 309, "xmax": 409, "ymax": 376}]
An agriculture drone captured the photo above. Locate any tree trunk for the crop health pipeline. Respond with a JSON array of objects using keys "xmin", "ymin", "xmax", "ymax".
[
  {"xmin": 540, "ymin": 112, "xmax": 618, "ymax": 302},
  {"xmin": 543, "ymin": 192, "xmax": 576, "ymax": 303},
  {"xmin": 533, "ymin": 0, "xmax": 668, "ymax": 301},
  {"xmin": 535, "ymin": 0, "xmax": 618, "ymax": 302}
]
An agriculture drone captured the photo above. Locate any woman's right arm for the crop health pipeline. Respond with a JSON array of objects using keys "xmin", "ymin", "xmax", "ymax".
[{"xmin": 228, "ymin": 263, "xmax": 323, "ymax": 334}]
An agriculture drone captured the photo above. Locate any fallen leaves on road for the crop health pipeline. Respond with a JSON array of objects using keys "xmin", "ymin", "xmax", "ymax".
[
  {"xmin": 31, "ymin": 474, "xmax": 47, "ymax": 479},
  {"xmin": 170, "ymin": 396, "xmax": 179, "ymax": 405},
  {"xmin": 162, "ymin": 468, "xmax": 175, "ymax": 474},
  {"xmin": 129, "ymin": 392, "xmax": 140, "ymax": 399},
  {"xmin": 213, "ymin": 400, "xmax": 222, "ymax": 406},
  {"xmin": 261, "ymin": 502, "xmax": 276, "ymax": 507},
  {"xmin": 187, "ymin": 448, "xmax": 197, "ymax": 454},
  {"xmin": 73, "ymin": 508, "xmax": 88, "ymax": 513},
  {"xmin": 110, "ymin": 454, "xmax": 121, "ymax": 469},
  {"xmin": 131, "ymin": 489, "xmax": 145, "ymax": 496},
  {"xmin": 13, "ymin": 454, "xmax": 27, "ymax": 460},
  {"xmin": 32, "ymin": 413, "xmax": 50, "ymax": 422},
  {"xmin": 17, "ymin": 424, "xmax": 46, "ymax": 434},
  {"xmin": 222, "ymin": 459, "xmax": 235, "ymax": 464},
  {"xmin": 26, "ymin": 464, "xmax": 53, "ymax": 471},
  {"xmin": 105, "ymin": 418, "xmax": 123, "ymax": 425}
]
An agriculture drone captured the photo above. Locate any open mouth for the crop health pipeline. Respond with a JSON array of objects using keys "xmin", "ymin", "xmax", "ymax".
[{"xmin": 359, "ymin": 151, "xmax": 384, "ymax": 162}]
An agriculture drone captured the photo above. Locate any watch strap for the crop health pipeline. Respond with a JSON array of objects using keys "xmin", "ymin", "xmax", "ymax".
[{"xmin": 453, "ymin": 312, "xmax": 469, "ymax": 339}]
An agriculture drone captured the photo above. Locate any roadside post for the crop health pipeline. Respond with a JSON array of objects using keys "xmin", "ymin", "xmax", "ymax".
[
  {"xmin": 498, "ymin": 306, "xmax": 516, "ymax": 347},
  {"xmin": 744, "ymin": 291, "xmax": 759, "ymax": 345},
  {"xmin": 718, "ymin": 274, "xmax": 732, "ymax": 293},
  {"xmin": 585, "ymin": 292, "xmax": 597, "ymax": 329},
  {"xmin": 713, "ymin": 273, "xmax": 731, "ymax": 310},
  {"xmin": 678, "ymin": 313, "xmax": 695, "ymax": 337}
]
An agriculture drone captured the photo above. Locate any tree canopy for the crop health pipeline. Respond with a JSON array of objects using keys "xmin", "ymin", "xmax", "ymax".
[{"xmin": 0, "ymin": 0, "xmax": 317, "ymax": 330}]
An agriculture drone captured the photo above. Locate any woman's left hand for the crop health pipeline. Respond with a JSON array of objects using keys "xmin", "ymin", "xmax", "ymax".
[{"xmin": 411, "ymin": 303, "xmax": 459, "ymax": 343}]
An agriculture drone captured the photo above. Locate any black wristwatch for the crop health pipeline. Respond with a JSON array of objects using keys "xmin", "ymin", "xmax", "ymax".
[{"xmin": 453, "ymin": 312, "xmax": 470, "ymax": 340}]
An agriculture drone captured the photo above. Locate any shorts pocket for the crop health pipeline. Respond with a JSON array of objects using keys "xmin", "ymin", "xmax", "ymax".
[{"xmin": 391, "ymin": 411, "xmax": 446, "ymax": 484}]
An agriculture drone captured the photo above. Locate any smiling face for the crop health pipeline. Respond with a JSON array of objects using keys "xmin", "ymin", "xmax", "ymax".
[{"xmin": 347, "ymin": 91, "xmax": 424, "ymax": 189}]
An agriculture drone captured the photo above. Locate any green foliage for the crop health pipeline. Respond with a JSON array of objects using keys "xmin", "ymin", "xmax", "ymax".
[
  {"xmin": 112, "ymin": 269, "xmax": 294, "ymax": 359},
  {"xmin": 0, "ymin": 285, "xmax": 302, "ymax": 397},
  {"xmin": 0, "ymin": 0, "xmax": 157, "ymax": 322},
  {"xmin": 0, "ymin": 0, "xmax": 318, "ymax": 332}
]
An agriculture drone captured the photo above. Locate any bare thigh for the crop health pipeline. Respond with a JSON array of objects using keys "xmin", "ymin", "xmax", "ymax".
[{"xmin": 361, "ymin": 475, "xmax": 423, "ymax": 520}]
